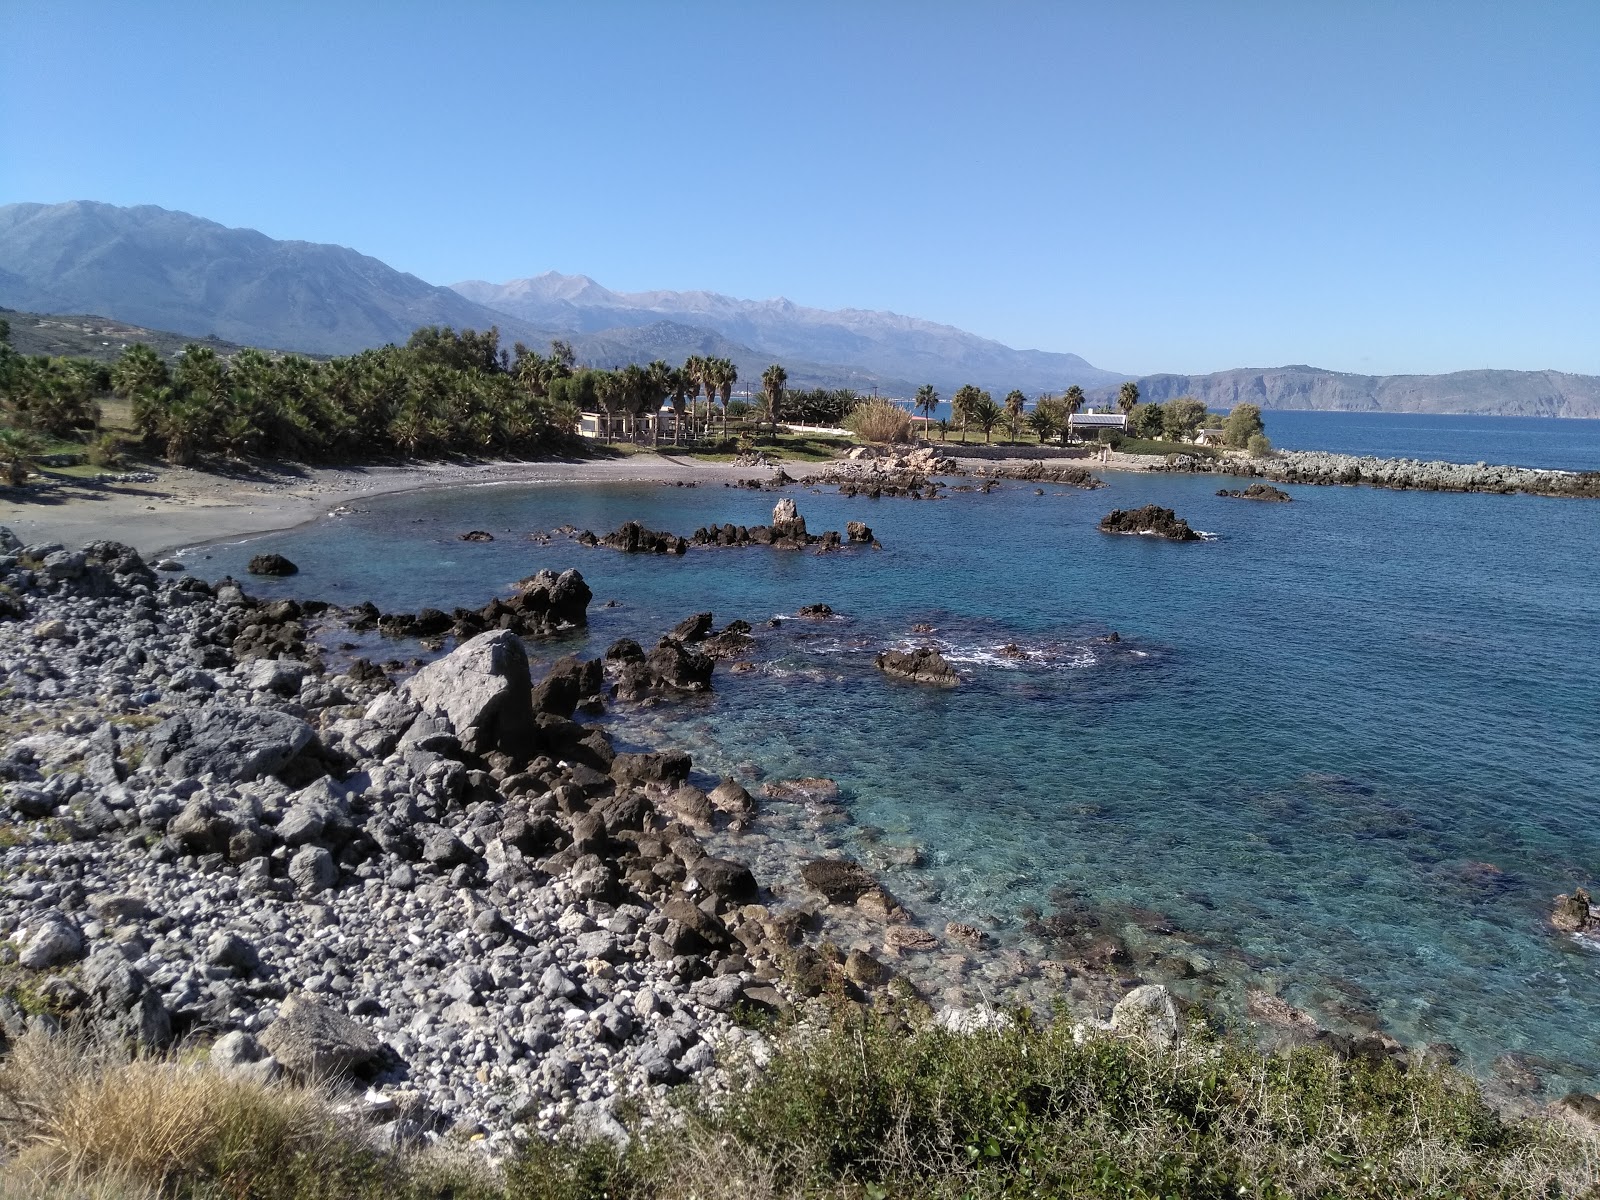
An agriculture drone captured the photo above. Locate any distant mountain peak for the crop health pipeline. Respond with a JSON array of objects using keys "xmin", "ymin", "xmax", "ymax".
[{"xmin": 450, "ymin": 273, "xmax": 1128, "ymax": 393}]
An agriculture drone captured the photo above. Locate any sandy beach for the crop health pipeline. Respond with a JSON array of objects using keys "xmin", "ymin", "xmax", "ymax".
[{"xmin": 0, "ymin": 454, "xmax": 769, "ymax": 558}]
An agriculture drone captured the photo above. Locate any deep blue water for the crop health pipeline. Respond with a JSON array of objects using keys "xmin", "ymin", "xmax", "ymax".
[
  {"xmin": 923, "ymin": 406, "xmax": 1600, "ymax": 471},
  {"xmin": 1265, "ymin": 410, "xmax": 1600, "ymax": 471},
  {"xmin": 188, "ymin": 431, "xmax": 1600, "ymax": 1091}
]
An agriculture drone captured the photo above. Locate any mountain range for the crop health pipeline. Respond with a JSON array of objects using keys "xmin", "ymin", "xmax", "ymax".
[
  {"xmin": 1, "ymin": 200, "xmax": 1596, "ymax": 416},
  {"xmin": 1089, "ymin": 366, "xmax": 1600, "ymax": 419}
]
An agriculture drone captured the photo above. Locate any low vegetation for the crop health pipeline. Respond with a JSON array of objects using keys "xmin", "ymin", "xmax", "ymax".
[
  {"xmin": 1, "ymin": 1009, "xmax": 1594, "ymax": 1199},
  {"xmin": 843, "ymin": 397, "xmax": 914, "ymax": 443}
]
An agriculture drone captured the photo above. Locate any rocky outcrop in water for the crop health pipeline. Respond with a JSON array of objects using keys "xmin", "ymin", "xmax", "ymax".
[
  {"xmin": 1217, "ymin": 483, "xmax": 1292, "ymax": 502},
  {"xmin": 578, "ymin": 521, "xmax": 686, "ymax": 554},
  {"xmin": 1098, "ymin": 506, "xmax": 1201, "ymax": 541},
  {"xmin": 969, "ymin": 461, "xmax": 1105, "ymax": 488},
  {"xmin": 1552, "ymin": 887, "xmax": 1597, "ymax": 933},
  {"xmin": 1190, "ymin": 450, "xmax": 1600, "ymax": 499},
  {"xmin": 355, "ymin": 568, "xmax": 592, "ymax": 644},
  {"xmin": 874, "ymin": 646, "xmax": 960, "ymax": 686},
  {"xmin": 577, "ymin": 500, "xmax": 874, "ymax": 556},
  {"xmin": 247, "ymin": 553, "xmax": 298, "ymax": 576}
]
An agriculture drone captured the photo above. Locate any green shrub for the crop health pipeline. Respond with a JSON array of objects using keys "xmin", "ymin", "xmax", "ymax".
[
  {"xmin": 503, "ymin": 1009, "xmax": 1599, "ymax": 1200},
  {"xmin": 1248, "ymin": 432, "xmax": 1274, "ymax": 458},
  {"xmin": 87, "ymin": 433, "xmax": 126, "ymax": 469}
]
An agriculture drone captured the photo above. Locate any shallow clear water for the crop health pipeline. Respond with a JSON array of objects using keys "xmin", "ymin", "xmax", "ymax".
[{"xmin": 189, "ymin": 457, "xmax": 1600, "ymax": 1090}]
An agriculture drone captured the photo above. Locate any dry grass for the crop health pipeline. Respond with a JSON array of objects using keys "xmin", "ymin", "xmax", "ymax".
[
  {"xmin": 0, "ymin": 1032, "xmax": 442, "ymax": 1200},
  {"xmin": 842, "ymin": 399, "xmax": 913, "ymax": 444}
]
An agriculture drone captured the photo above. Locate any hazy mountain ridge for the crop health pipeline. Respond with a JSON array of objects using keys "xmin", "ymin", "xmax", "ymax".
[
  {"xmin": 0, "ymin": 201, "xmax": 547, "ymax": 356},
  {"xmin": 1091, "ymin": 366, "xmax": 1600, "ymax": 419},
  {"xmin": 4, "ymin": 202, "xmax": 1595, "ymax": 416},
  {"xmin": 453, "ymin": 271, "xmax": 1127, "ymax": 393}
]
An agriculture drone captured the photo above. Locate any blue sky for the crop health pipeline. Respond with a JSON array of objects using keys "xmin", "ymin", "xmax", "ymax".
[{"xmin": 3, "ymin": 2, "xmax": 1596, "ymax": 376}]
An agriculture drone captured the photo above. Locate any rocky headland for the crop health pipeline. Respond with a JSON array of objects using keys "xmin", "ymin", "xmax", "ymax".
[{"xmin": 1179, "ymin": 450, "xmax": 1600, "ymax": 499}]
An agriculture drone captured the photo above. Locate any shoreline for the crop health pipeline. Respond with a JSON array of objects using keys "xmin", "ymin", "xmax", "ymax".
[
  {"xmin": 6, "ymin": 434, "xmax": 1597, "ymax": 565},
  {"xmin": 0, "ymin": 453, "xmax": 769, "ymax": 559}
]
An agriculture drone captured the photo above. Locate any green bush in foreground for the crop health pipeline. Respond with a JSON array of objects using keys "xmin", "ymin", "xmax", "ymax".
[
  {"xmin": 507, "ymin": 1009, "xmax": 1597, "ymax": 1200},
  {"xmin": 2, "ymin": 1012, "xmax": 1595, "ymax": 1199}
]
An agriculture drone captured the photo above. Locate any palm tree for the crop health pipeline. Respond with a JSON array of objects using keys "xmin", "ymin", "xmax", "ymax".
[
  {"xmin": 715, "ymin": 358, "xmax": 738, "ymax": 436},
  {"xmin": 645, "ymin": 360, "xmax": 673, "ymax": 445},
  {"xmin": 0, "ymin": 428, "xmax": 42, "ymax": 486},
  {"xmin": 914, "ymin": 384, "xmax": 939, "ymax": 440},
  {"xmin": 594, "ymin": 370, "xmax": 627, "ymax": 443},
  {"xmin": 1003, "ymin": 390, "xmax": 1027, "ymax": 442},
  {"xmin": 1063, "ymin": 384, "xmax": 1086, "ymax": 444},
  {"xmin": 761, "ymin": 363, "xmax": 787, "ymax": 439},
  {"xmin": 683, "ymin": 355, "xmax": 708, "ymax": 438},
  {"xmin": 1118, "ymin": 381, "xmax": 1140, "ymax": 415},
  {"xmin": 111, "ymin": 344, "xmax": 168, "ymax": 406},
  {"xmin": 667, "ymin": 365, "xmax": 689, "ymax": 445},
  {"xmin": 1027, "ymin": 407, "xmax": 1059, "ymax": 445},
  {"xmin": 951, "ymin": 384, "xmax": 982, "ymax": 443},
  {"xmin": 973, "ymin": 394, "xmax": 1003, "ymax": 443}
]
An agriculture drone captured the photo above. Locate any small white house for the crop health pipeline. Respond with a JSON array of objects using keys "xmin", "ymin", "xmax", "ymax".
[{"xmin": 1067, "ymin": 410, "xmax": 1127, "ymax": 441}]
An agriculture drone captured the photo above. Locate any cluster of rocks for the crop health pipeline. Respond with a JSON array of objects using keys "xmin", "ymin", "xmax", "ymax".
[
  {"xmin": 801, "ymin": 445, "xmax": 958, "ymax": 500},
  {"xmin": 1202, "ymin": 450, "xmax": 1600, "ymax": 499},
  {"xmin": 1098, "ymin": 506, "xmax": 1202, "ymax": 542},
  {"xmin": 968, "ymin": 462, "xmax": 1105, "ymax": 489},
  {"xmin": 0, "ymin": 530, "xmax": 924, "ymax": 1152},
  {"xmin": 577, "ymin": 502, "xmax": 877, "ymax": 557},
  {"xmin": 1217, "ymin": 483, "xmax": 1293, "ymax": 502},
  {"xmin": 347, "ymin": 570, "xmax": 592, "ymax": 645},
  {"xmin": 873, "ymin": 646, "xmax": 960, "ymax": 687}
]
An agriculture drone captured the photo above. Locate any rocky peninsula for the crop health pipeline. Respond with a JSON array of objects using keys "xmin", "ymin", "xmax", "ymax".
[{"xmin": 1183, "ymin": 449, "xmax": 1600, "ymax": 499}]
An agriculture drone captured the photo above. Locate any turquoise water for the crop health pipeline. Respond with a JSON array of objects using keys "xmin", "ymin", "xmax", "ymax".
[{"xmin": 192, "ymin": 462, "xmax": 1600, "ymax": 1091}]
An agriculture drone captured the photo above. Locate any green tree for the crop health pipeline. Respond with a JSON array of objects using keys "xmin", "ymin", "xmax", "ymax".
[
  {"xmin": 972, "ymin": 393, "xmax": 1003, "ymax": 443},
  {"xmin": 1127, "ymin": 403, "xmax": 1164, "ymax": 439},
  {"xmin": 1003, "ymin": 390, "xmax": 1027, "ymax": 441},
  {"xmin": 1027, "ymin": 406, "xmax": 1058, "ymax": 444},
  {"xmin": 1162, "ymin": 396, "xmax": 1208, "ymax": 442},
  {"xmin": 1248, "ymin": 432, "xmax": 1274, "ymax": 458},
  {"xmin": 1224, "ymin": 403, "xmax": 1265, "ymax": 449},
  {"xmin": 0, "ymin": 427, "xmax": 42, "ymax": 486},
  {"xmin": 1031, "ymin": 396, "xmax": 1071, "ymax": 446},
  {"xmin": 1118, "ymin": 381, "xmax": 1140, "ymax": 414}
]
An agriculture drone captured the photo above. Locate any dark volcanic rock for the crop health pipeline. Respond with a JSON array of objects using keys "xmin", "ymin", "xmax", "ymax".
[
  {"xmin": 797, "ymin": 604, "xmax": 834, "ymax": 618},
  {"xmin": 247, "ymin": 553, "xmax": 298, "ymax": 576},
  {"xmin": 459, "ymin": 530, "xmax": 495, "ymax": 541},
  {"xmin": 1217, "ymin": 483, "xmax": 1292, "ymax": 502},
  {"xmin": 1098, "ymin": 505, "xmax": 1201, "ymax": 541},
  {"xmin": 874, "ymin": 646, "xmax": 959, "ymax": 687}
]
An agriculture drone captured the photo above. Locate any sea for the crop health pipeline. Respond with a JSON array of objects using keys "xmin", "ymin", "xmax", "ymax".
[{"xmin": 189, "ymin": 411, "xmax": 1600, "ymax": 1093}]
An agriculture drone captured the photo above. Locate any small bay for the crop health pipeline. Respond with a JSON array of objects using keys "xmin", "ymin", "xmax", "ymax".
[{"xmin": 194, "ymin": 413, "xmax": 1600, "ymax": 1093}]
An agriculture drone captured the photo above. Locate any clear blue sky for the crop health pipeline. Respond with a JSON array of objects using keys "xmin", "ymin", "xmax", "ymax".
[{"xmin": 3, "ymin": 2, "xmax": 1596, "ymax": 376}]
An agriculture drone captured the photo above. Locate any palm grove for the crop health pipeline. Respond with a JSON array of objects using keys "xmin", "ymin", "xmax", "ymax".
[{"xmin": 0, "ymin": 317, "xmax": 1266, "ymax": 474}]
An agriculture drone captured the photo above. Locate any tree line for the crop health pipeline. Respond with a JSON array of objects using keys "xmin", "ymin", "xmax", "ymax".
[{"xmin": 0, "ymin": 319, "xmax": 808, "ymax": 464}]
